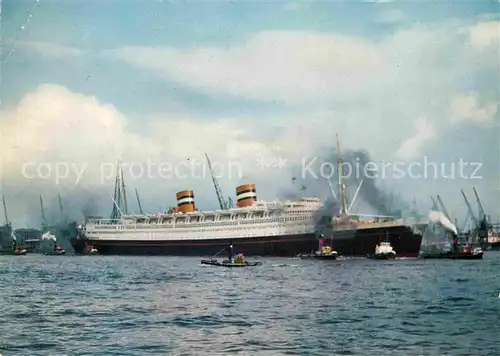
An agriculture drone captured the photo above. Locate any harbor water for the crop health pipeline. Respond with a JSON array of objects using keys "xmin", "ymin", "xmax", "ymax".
[{"xmin": 1, "ymin": 253, "xmax": 499, "ymax": 355}]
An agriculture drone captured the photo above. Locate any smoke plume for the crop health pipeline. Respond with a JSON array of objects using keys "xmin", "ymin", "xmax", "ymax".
[{"xmin": 279, "ymin": 145, "xmax": 422, "ymax": 221}]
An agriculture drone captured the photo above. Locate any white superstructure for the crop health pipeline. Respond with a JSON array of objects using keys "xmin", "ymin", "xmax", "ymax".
[{"xmin": 84, "ymin": 197, "xmax": 327, "ymax": 242}]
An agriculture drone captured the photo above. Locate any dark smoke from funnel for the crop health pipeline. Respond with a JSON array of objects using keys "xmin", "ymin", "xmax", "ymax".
[
  {"xmin": 41, "ymin": 189, "xmax": 103, "ymax": 226},
  {"xmin": 279, "ymin": 144, "xmax": 419, "ymax": 231}
]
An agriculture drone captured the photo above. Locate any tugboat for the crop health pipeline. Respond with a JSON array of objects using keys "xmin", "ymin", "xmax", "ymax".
[
  {"xmin": 421, "ymin": 241, "xmax": 484, "ymax": 260},
  {"xmin": 298, "ymin": 235, "xmax": 338, "ymax": 260},
  {"xmin": 367, "ymin": 233, "xmax": 396, "ymax": 260},
  {"xmin": 13, "ymin": 245, "xmax": 28, "ymax": 255},
  {"xmin": 419, "ymin": 211, "xmax": 483, "ymax": 260},
  {"xmin": 53, "ymin": 246, "xmax": 66, "ymax": 255},
  {"xmin": 83, "ymin": 241, "xmax": 98, "ymax": 255},
  {"xmin": 201, "ymin": 244, "xmax": 262, "ymax": 267},
  {"xmin": 369, "ymin": 241, "xmax": 396, "ymax": 260},
  {"xmin": 85, "ymin": 246, "xmax": 98, "ymax": 255},
  {"xmin": 1, "ymin": 230, "xmax": 27, "ymax": 255},
  {"xmin": 41, "ymin": 232, "xmax": 66, "ymax": 255}
]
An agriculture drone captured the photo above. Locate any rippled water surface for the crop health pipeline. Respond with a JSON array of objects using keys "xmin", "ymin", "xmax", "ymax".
[{"xmin": 1, "ymin": 253, "xmax": 499, "ymax": 355}]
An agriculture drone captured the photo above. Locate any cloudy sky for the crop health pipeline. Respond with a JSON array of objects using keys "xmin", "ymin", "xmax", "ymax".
[{"xmin": 1, "ymin": 0, "xmax": 499, "ymax": 228}]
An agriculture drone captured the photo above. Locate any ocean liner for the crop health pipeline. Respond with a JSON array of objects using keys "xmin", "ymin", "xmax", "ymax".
[
  {"xmin": 75, "ymin": 137, "xmax": 425, "ymax": 256},
  {"xmin": 79, "ymin": 182, "xmax": 424, "ymax": 257},
  {"xmin": 80, "ymin": 185, "xmax": 327, "ymax": 256}
]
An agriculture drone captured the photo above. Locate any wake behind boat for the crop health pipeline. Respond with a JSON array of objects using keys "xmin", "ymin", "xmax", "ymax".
[{"xmin": 201, "ymin": 244, "xmax": 262, "ymax": 267}]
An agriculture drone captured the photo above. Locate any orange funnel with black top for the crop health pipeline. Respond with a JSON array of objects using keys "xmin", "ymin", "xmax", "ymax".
[
  {"xmin": 236, "ymin": 184, "xmax": 257, "ymax": 207},
  {"xmin": 176, "ymin": 190, "xmax": 196, "ymax": 213}
]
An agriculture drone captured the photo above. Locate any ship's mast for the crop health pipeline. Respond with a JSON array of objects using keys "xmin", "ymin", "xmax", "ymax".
[
  {"xmin": 111, "ymin": 163, "xmax": 120, "ymax": 219},
  {"xmin": 347, "ymin": 179, "xmax": 363, "ymax": 214},
  {"xmin": 120, "ymin": 164, "xmax": 128, "ymax": 215},
  {"xmin": 135, "ymin": 188, "xmax": 144, "ymax": 214},
  {"xmin": 111, "ymin": 161, "xmax": 128, "ymax": 219},
  {"xmin": 436, "ymin": 195, "xmax": 451, "ymax": 221},
  {"xmin": 2, "ymin": 195, "xmax": 9, "ymax": 226},
  {"xmin": 336, "ymin": 133, "xmax": 347, "ymax": 216},
  {"xmin": 40, "ymin": 195, "xmax": 47, "ymax": 229},
  {"xmin": 205, "ymin": 153, "xmax": 229, "ymax": 210},
  {"xmin": 57, "ymin": 193, "xmax": 66, "ymax": 223}
]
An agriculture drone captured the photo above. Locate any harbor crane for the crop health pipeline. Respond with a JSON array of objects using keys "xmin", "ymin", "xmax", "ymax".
[
  {"xmin": 436, "ymin": 195, "xmax": 451, "ymax": 221},
  {"xmin": 459, "ymin": 189, "xmax": 490, "ymax": 247},
  {"xmin": 472, "ymin": 187, "xmax": 489, "ymax": 226},
  {"xmin": 430, "ymin": 196, "xmax": 439, "ymax": 211},
  {"xmin": 472, "ymin": 187, "xmax": 490, "ymax": 242},
  {"xmin": 40, "ymin": 195, "xmax": 47, "ymax": 230},
  {"xmin": 205, "ymin": 153, "xmax": 230, "ymax": 210},
  {"xmin": 135, "ymin": 188, "xmax": 144, "ymax": 215},
  {"xmin": 2, "ymin": 195, "xmax": 9, "ymax": 226},
  {"xmin": 461, "ymin": 189, "xmax": 478, "ymax": 231},
  {"xmin": 57, "ymin": 193, "xmax": 66, "ymax": 223}
]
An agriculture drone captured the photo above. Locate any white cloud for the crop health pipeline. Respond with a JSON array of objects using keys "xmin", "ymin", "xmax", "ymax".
[
  {"xmin": 106, "ymin": 31, "xmax": 386, "ymax": 104},
  {"xmin": 450, "ymin": 93, "xmax": 498, "ymax": 124},
  {"xmin": 395, "ymin": 118, "xmax": 436, "ymax": 161},
  {"xmin": 0, "ymin": 84, "xmax": 310, "ymax": 189},
  {"xmin": 101, "ymin": 17, "xmax": 498, "ymax": 164},
  {"xmin": 3, "ymin": 17, "xmax": 499, "ymax": 224},
  {"xmin": 109, "ymin": 19, "xmax": 497, "ymax": 105},
  {"xmin": 1, "ymin": 84, "xmax": 151, "ymax": 183},
  {"xmin": 469, "ymin": 21, "xmax": 500, "ymax": 50}
]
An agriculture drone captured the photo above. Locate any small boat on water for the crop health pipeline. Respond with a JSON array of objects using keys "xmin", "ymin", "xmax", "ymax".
[
  {"xmin": 86, "ymin": 247, "xmax": 98, "ymax": 255},
  {"xmin": 84, "ymin": 243, "xmax": 98, "ymax": 255},
  {"xmin": 298, "ymin": 235, "xmax": 338, "ymax": 260},
  {"xmin": 44, "ymin": 247, "xmax": 66, "ymax": 255},
  {"xmin": 367, "ymin": 237, "xmax": 396, "ymax": 260},
  {"xmin": 13, "ymin": 246, "xmax": 27, "ymax": 255},
  {"xmin": 420, "ymin": 245, "xmax": 484, "ymax": 260},
  {"xmin": 201, "ymin": 244, "xmax": 262, "ymax": 267},
  {"xmin": 201, "ymin": 258, "xmax": 262, "ymax": 267},
  {"xmin": 419, "ymin": 211, "xmax": 483, "ymax": 260}
]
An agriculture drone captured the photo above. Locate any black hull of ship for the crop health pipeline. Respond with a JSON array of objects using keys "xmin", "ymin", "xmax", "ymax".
[
  {"xmin": 71, "ymin": 237, "xmax": 86, "ymax": 254},
  {"xmin": 82, "ymin": 234, "xmax": 319, "ymax": 257},
  {"xmin": 73, "ymin": 223, "xmax": 424, "ymax": 257},
  {"xmin": 489, "ymin": 242, "xmax": 500, "ymax": 250},
  {"xmin": 332, "ymin": 224, "xmax": 424, "ymax": 258}
]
